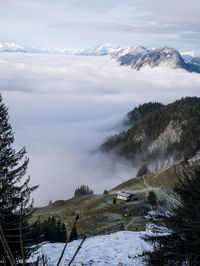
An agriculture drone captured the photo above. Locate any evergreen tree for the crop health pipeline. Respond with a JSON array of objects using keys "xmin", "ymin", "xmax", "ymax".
[
  {"xmin": 0, "ymin": 94, "xmax": 38, "ymax": 263},
  {"xmin": 30, "ymin": 217, "xmax": 67, "ymax": 243},
  {"xmin": 57, "ymin": 219, "xmax": 67, "ymax": 243},
  {"xmin": 103, "ymin": 189, "xmax": 108, "ymax": 195},
  {"xmin": 68, "ymin": 226, "xmax": 78, "ymax": 242},
  {"xmin": 137, "ymin": 163, "xmax": 149, "ymax": 177},
  {"xmin": 146, "ymin": 191, "xmax": 157, "ymax": 206},
  {"xmin": 142, "ymin": 164, "xmax": 200, "ymax": 265},
  {"xmin": 74, "ymin": 185, "xmax": 94, "ymax": 197}
]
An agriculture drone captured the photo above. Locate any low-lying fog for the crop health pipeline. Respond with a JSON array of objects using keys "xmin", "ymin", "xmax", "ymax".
[{"xmin": 1, "ymin": 53, "xmax": 200, "ymax": 206}]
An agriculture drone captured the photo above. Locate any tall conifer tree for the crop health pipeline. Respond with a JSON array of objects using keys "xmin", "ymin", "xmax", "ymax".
[{"xmin": 0, "ymin": 94, "xmax": 38, "ymax": 263}]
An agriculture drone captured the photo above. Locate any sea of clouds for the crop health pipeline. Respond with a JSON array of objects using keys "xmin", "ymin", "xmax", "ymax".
[{"xmin": 1, "ymin": 53, "xmax": 200, "ymax": 206}]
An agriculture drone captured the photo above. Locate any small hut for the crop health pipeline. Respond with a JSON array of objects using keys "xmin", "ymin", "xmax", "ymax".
[{"xmin": 116, "ymin": 191, "xmax": 137, "ymax": 202}]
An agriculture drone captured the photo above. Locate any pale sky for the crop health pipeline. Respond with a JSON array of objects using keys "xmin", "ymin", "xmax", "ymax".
[{"xmin": 0, "ymin": 0, "xmax": 200, "ymax": 51}]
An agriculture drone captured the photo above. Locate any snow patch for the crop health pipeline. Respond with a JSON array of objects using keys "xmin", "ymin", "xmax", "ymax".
[{"xmin": 29, "ymin": 231, "xmax": 151, "ymax": 265}]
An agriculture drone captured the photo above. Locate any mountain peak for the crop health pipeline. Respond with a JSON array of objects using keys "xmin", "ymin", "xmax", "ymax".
[
  {"xmin": 116, "ymin": 46, "xmax": 200, "ymax": 73},
  {"xmin": 0, "ymin": 42, "xmax": 26, "ymax": 52}
]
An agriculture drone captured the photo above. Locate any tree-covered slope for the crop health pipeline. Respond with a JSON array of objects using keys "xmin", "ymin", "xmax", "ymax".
[{"xmin": 101, "ymin": 97, "xmax": 200, "ymax": 167}]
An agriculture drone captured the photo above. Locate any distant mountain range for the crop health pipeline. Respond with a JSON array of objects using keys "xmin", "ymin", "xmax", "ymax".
[
  {"xmin": 0, "ymin": 42, "xmax": 132, "ymax": 55},
  {"xmin": 0, "ymin": 42, "xmax": 27, "ymax": 53},
  {"xmin": 0, "ymin": 42, "xmax": 200, "ymax": 73}
]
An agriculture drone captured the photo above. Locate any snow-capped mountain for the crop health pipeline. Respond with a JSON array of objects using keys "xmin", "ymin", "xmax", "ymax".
[
  {"xmin": 0, "ymin": 42, "xmax": 131, "ymax": 55},
  {"xmin": 0, "ymin": 42, "xmax": 27, "ymax": 53},
  {"xmin": 190, "ymin": 57, "xmax": 200, "ymax": 66},
  {"xmin": 180, "ymin": 51, "xmax": 200, "ymax": 63},
  {"xmin": 116, "ymin": 46, "xmax": 200, "ymax": 73},
  {"xmin": 0, "ymin": 42, "xmax": 199, "ymax": 73},
  {"xmin": 73, "ymin": 43, "xmax": 132, "ymax": 56},
  {"xmin": 114, "ymin": 46, "xmax": 148, "ymax": 66}
]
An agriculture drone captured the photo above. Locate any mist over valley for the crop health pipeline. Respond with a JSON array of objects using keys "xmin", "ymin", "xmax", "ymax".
[{"xmin": 0, "ymin": 52, "xmax": 199, "ymax": 205}]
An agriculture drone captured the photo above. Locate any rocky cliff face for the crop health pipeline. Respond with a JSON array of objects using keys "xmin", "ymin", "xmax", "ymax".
[
  {"xmin": 148, "ymin": 120, "xmax": 186, "ymax": 154},
  {"xmin": 101, "ymin": 97, "xmax": 200, "ymax": 169}
]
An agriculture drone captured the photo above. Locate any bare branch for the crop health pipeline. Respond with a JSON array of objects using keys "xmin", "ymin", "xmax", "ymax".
[
  {"xmin": 57, "ymin": 215, "xmax": 79, "ymax": 266},
  {"xmin": 68, "ymin": 235, "xmax": 86, "ymax": 266},
  {"xmin": 0, "ymin": 223, "xmax": 16, "ymax": 266}
]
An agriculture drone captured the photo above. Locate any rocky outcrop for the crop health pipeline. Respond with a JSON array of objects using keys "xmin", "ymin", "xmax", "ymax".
[{"xmin": 148, "ymin": 120, "xmax": 186, "ymax": 154}]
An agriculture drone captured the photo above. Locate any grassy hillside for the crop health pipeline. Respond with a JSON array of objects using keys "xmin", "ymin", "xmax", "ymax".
[
  {"xmin": 31, "ymin": 167, "xmax": 177, "ymax": 235},
  {"xmin": 31, "ymin": 158, "xmax": 200, "ymax": 237},
  {"xmin": 31, "ymin": 174, "xmax": 152, "ymax": 236},
  {"xmin": 31, "ymin": 193, "xmax": 147, "ymax": 236}
]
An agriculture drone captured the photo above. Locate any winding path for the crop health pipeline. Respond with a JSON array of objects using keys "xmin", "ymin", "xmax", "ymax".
[
  {"xmin": 125, "ymin": 175, "xmax": 151, "ymax": 231},
  {"xmin": 143, "ymin": 175, "xmax": 151, "ymax": 190},
  {"xmin": 124, "ymin": 217, "xmax": 135, "ymax": 230}
]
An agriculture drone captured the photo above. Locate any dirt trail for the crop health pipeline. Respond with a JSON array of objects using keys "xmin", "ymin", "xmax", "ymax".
[
  {"xmin": 124, "ymin": 218, "xmax": 135, "ymax": 230},
  {"xmin": 143, "ymin": 175, "xmax": 151, "ymax": 190},
  {"xmin": 125, "ymin": 176, "xmax": 151, "ymax": 231}
]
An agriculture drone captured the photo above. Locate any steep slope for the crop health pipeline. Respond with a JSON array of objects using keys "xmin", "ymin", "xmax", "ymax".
[
  {"xmin": 190, "ymin": 57, "xmax": 200, "ymax": 66},
  {"xmin": 114, "ymin": 46, "xmax": 148, "ymax": 65},
  {"xmin": 117, "ymin": 47, "xmax": 200, "ymax": 73},
  {"xmin": 101, "ymin": 97, "xmax": 200, "ymax": 168}
]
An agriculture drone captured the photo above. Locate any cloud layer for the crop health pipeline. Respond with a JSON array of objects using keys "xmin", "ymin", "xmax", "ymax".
[{"xmin": 1, "ymin": 53, "xmax": 200, "ymax": 205}]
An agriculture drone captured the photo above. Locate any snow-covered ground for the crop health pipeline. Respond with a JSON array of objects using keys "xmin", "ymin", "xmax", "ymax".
[
  {"xmin": 188, "ymin": 151, "xmax": 200, "ymax": 164},
  {"xmin": 29, "ymin": 231, "xmax": 151, "ymax": 265}
]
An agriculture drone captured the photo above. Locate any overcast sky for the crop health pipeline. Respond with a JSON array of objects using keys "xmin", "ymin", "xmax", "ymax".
[{"xmin": 0, "ymin": 0, "xmax": 200, "ymax": 50}]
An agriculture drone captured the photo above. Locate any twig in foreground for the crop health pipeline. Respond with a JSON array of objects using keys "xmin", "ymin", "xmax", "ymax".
[
  {"xmin": 57, "ymin": 215, "xmax": 79, "ymax": 266},
  {"xmin": 68, "ymin": 235, "xmax": 86, "ymax": 266},
  {"xmin": 0, "ymin": 223, "xmax": 16, "ymax": 266}
]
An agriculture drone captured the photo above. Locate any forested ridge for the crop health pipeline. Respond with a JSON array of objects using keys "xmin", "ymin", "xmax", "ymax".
[{"xmin": 101, "ymin": 97, "xmax": 200, "ymax": 165}]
